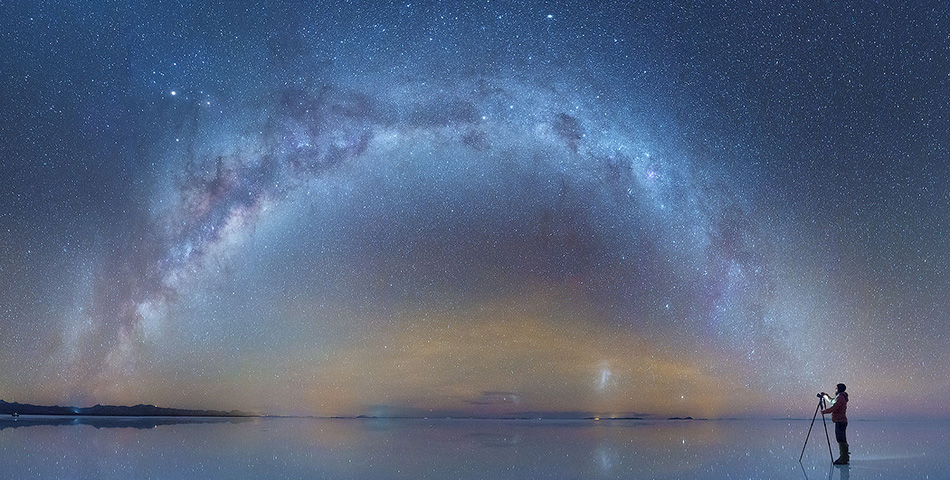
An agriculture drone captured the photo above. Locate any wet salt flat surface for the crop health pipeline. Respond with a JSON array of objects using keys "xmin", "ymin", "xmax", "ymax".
[{"xmin": 0, "ymin": 417, "xmax": 946, "ymax": 479}]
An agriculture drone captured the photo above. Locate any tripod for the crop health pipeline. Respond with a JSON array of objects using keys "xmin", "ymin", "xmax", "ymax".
[{"xmin": 799, "ymin": 395, "xmax": 834, "ymax": 463}]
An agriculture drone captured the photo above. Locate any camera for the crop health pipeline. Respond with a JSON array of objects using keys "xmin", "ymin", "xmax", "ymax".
[{"xmin": 816, "ymin": 393, "xmax": 823, "ymax": 398}]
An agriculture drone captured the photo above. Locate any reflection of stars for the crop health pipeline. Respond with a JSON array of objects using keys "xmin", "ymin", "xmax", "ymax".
[{"xmin": 596, "ymin": 446, "xmax": 615, "ymax": 474}]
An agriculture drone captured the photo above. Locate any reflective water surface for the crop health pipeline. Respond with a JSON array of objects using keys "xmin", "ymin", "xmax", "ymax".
[{"xmin": 0, "ymin": 417, "xmax": 945, "ymax": 479}]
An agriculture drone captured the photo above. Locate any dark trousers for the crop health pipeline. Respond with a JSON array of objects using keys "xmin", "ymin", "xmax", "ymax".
[{"xmin": 835, "ymin": 421, "xmax": 848, "ymax": 443}]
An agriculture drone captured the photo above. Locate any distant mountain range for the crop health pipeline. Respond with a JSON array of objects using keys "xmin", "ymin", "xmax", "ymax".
[
  {"xmin": 0, "ymin": 400, "xmax": 253, "ymax": 417},
  {"xmin": 333, "ymin": 409, "xmax": 695, "ymax": 421}
]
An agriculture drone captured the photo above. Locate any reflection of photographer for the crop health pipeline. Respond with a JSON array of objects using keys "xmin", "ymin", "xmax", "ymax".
[{"xmin": 819, "ymin": 383, "xmax": 850, "ymax": 465}]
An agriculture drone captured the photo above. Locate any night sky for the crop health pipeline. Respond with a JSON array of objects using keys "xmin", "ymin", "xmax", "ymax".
[{"xmin": 1, "ymin": 1, "xmax": 947, "ymax": 419}]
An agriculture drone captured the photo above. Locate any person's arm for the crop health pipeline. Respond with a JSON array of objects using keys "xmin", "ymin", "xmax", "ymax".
[{"xmin": 820, "ymin": 395, "xmax": 840, "ymax": 415}]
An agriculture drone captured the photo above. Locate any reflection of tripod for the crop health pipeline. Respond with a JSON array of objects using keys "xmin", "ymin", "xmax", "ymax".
[{"xmin": 799, "ymin": 395, "xmax": 834, "ymax": 463}]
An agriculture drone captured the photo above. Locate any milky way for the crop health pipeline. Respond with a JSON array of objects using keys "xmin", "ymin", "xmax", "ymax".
[{"xmin": 2, "ymin": 0, "xmax": 947, "ymax": 418}]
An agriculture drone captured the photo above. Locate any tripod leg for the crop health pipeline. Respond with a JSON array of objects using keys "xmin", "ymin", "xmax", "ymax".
[
  {"xmin": 820, "ymin": 398, "xmax": 834, "ymax": 462},
  {"xmin": 799, "ymin": 400, "xmax": 822, "ymax": 462}
]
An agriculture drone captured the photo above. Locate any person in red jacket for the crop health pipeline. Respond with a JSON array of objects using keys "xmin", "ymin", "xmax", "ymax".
[{"xmin": 821, "ymin": 383, "xmax": 850, "ymax": 465}]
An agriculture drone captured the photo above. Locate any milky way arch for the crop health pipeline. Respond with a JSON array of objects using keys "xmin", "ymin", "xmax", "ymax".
[{"xmin": 67, "ymin": 71, "xmax": 780, "ymax": 402}]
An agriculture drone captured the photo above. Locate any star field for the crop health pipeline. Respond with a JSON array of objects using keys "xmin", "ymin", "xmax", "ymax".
[{"xmin": 1, "ymin": 0, "xmax": 947, "ymax": 418}]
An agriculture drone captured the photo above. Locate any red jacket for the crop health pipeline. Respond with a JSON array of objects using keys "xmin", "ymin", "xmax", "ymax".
[{"xmin": 821, "ymin": 392, "xmax": 848, "ymax": 423}]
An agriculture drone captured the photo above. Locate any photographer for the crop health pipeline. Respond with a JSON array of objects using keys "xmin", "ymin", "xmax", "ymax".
[{"xmin": 820, "ymin": 383, "xmax": 850, "ymax": 465}]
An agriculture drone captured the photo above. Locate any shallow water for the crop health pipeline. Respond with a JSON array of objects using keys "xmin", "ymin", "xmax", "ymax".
[{"xmin": 0, "ymin": 416, "xmax": 945, "ymax": 479}]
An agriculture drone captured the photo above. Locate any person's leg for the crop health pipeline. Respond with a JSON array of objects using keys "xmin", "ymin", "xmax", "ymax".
[
  {"xmin": 834, "ymin": 422, "xmax": 850, "ymax": 464},
  {"xmin": 840, "ymin": 422, "xmax": 849, "ymax": 462}
]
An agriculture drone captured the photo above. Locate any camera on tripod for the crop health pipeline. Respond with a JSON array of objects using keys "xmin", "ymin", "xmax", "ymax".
[{"xmin": 800, "ymin": 393, "xmax": 833, "ymax": 463}]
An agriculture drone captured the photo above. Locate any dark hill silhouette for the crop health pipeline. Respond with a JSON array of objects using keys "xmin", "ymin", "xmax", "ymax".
[{"xmin": 0, "ymin": 400, "xmax": 252, "ymax": 417}]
